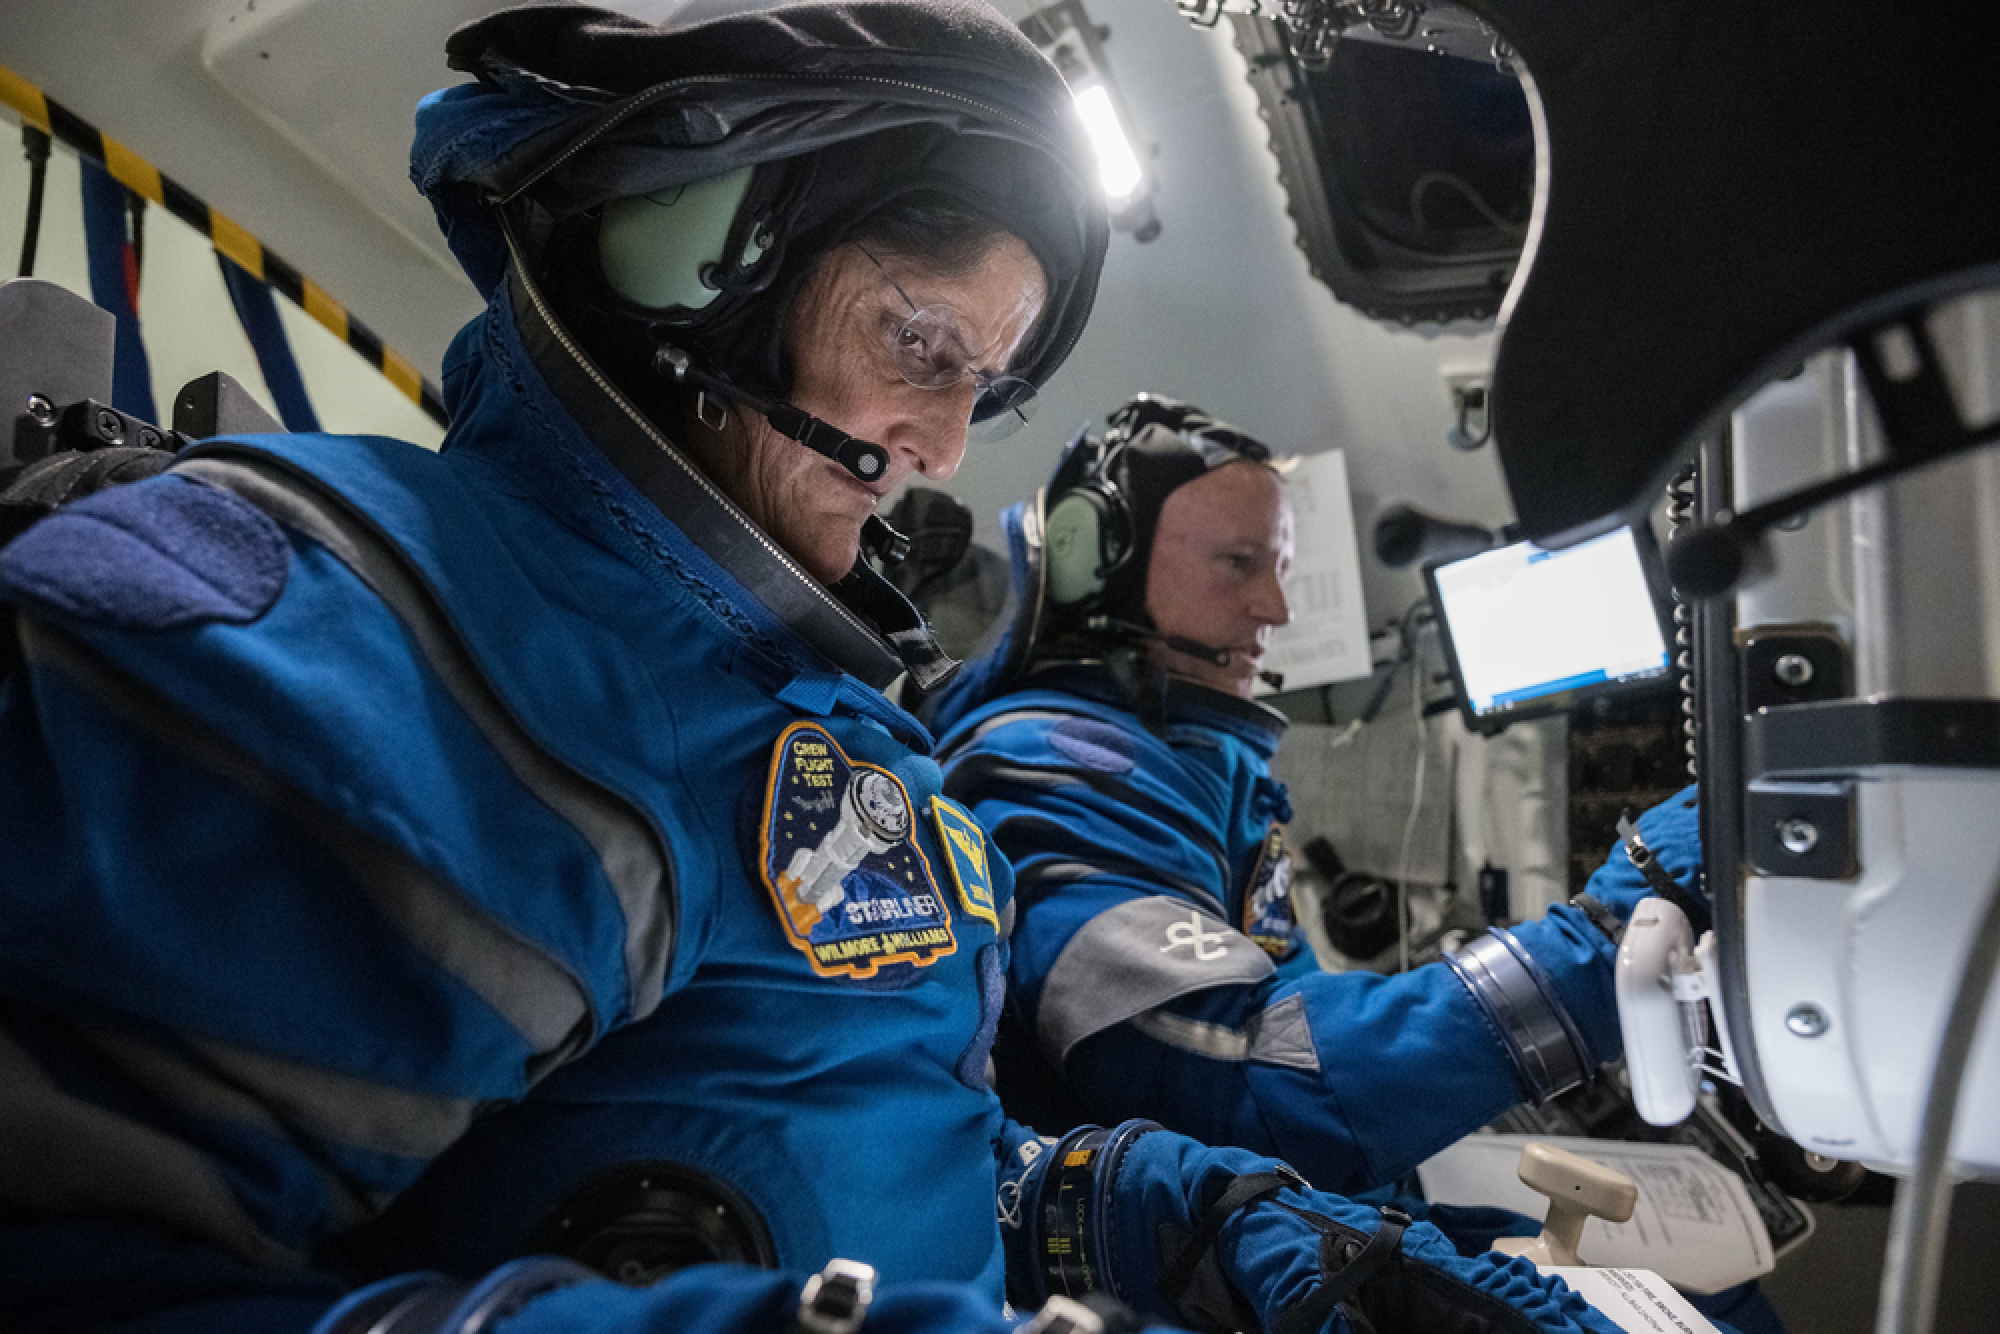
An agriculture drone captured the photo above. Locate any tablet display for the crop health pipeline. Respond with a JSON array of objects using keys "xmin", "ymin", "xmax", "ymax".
[{"xmin": 1427, "ymin": 527, "xmax": 1673, "ymax": 731}]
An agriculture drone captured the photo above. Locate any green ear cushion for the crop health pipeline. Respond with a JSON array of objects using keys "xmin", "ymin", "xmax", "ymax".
[
  {"xmin": 597, "ymin": 167, "xmax": 759, "ymax": 312},
  {"xmin": 1044, "ymin": 489, "xmax": 1111, "ymax": 607}
]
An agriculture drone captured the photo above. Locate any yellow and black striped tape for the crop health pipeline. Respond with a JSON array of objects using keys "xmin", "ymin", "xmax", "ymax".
[{"xmin": 0, "ymin": 63, "xmax": 449, "ymax": 428}]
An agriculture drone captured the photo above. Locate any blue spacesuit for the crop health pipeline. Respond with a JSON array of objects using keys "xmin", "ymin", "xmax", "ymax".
[
  {"xmin": 0, "ymin": 6, "xmax": 1641, "ymax": 1334},
  {"xmin": 925, "ymin": 399, "xmax": 1772, "ymax": 1334},
  {"xmin": 924, "ymin": 402, "xmax": 1674, "ymax": 1197},
  {"xmin": 936, "ymin": 659, "xmax": 1641, "ymax": 1196}
]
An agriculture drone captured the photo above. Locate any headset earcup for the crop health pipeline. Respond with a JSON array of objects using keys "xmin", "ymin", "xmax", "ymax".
[
  {"xmin": 1044, "ymin": 489, "xmax": 1113, "ymax": 607},
  {"xmin": 597, "ymin": 167, "xmax": 758, "ymax": 313}
]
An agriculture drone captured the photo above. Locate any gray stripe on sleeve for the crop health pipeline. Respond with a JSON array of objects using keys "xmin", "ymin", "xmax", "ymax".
[
  {"xmin": 83, "ymin": 1023, "xmax": 479, "ymax": 1165},
  {"xmin": 0, "ymin": 1026, "xmax": 301, "ymax": 1268},
  {"xmin": 177, "ymin": 452, "xmax": 677, "ymax": 1023},
  {"xmin": 1014, "ymin": 857, "xmax": 1226, "ymax": 920},
  {"xmin": 1037, "ymin": 896, "xmax": 1275, "ymax": 1063},
  {"xmin": 20, "ymin": 617, "xmax": 591, "ymax": 1063},
  {"xmin": 934, "ymin": 708, "xmax": 1081, "ymax": 765},
  {"xmin": 1127, "ymin": 1009, "xmax": 1248, "ymax": 1060},
  {"xmin": 1125, "ymin": 992, "xmax": 1321, "ymax": 1071}
]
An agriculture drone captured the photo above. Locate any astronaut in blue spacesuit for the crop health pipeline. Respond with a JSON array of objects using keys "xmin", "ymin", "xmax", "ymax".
[
  {"xmin": 0, "ymin": 5, "xmax": 1653, "ymax": 1334},
  {"xmin": 930, "ymin": 397, "xmax": 1699, "ymax": 1195},
  {"xmin": 927, "ymin": 399, "xmax": 1781, "ymax": 1333}
]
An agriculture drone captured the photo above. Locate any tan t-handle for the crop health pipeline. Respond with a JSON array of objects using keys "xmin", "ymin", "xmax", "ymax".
[{"xmin": 1490, "ymin": 1142, "xmax": 1639, "ymax": 1267}]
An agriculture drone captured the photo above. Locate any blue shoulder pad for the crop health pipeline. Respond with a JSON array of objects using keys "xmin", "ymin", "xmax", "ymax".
[
  {"xmin": 1046, "ymin": 716, "xmax": 1138, "ymax": 774},
  {"xmin": 0, "ymin": 472, "xmax": 289, "ymax": 629}
]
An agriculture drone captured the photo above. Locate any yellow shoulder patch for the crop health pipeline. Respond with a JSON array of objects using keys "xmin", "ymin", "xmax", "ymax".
[{"xmin": 930, "ymin": 796, "xmax": 999, "ymax": 929}]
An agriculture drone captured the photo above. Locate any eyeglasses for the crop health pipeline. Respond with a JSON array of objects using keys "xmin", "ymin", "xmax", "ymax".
[{"xmin": 857, "ymin": 246, "xmax": 1039, "ymax": 444}]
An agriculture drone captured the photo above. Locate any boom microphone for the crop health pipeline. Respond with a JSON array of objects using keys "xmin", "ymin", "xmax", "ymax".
[
  {"xmin": 655, "ymin": 344, "xmax": 891, "ymax": 485},
  {"xmin": 1090, "ymin": 618, "xmax": 1284, "ymax": 690},
  {"xmin": 1160, "ymin": 633, "xmax": 1231, "ymax": 667}
]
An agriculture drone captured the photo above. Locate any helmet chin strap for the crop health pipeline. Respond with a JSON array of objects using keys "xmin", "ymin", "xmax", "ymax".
[
  {"xmin": 1085, "ymin": 616, "xmax": 1284, "ymax": 691},
  {"xmin": 652, "ymin": 344, "xmax": 891, "ymax": 487}
]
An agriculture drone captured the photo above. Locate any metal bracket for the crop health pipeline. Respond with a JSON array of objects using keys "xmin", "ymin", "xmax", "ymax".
[
  {"xmin": 1738, "ymin": 625, "xmax": 1851, "ymax": 714},
  {"xmin": 1745, "ymin": 779, "xmax": 1857, "ymax": 881}
]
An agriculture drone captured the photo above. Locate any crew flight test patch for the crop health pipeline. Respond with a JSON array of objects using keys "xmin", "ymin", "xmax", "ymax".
[
  {"xmin": 759, "ymin": 722, "xmax": 956, "ymax": 981},
  {"xmin": 1242, "ymin": 824, "xmax": 1302, "ymax": 960}
]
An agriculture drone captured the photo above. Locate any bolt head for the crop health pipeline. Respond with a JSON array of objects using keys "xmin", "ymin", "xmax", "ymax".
[
  {"xmin": 1774, "ymin": 653, "xmax": 1815, "ymax": 686},
  {"xmin": 1777, "ymin": 816, "xmax": 1820, "ymax": 855},
  {"xmin": 94, "ymin": 407, "xmax": 124, "ymax": 444},
  {"xmin": 1786, "ymin": 1003, "xmax": 1830, "ymax": 1037},
  {"xmin": 25, "ymin": 394, "xmax": 58, "ymax": 428}
]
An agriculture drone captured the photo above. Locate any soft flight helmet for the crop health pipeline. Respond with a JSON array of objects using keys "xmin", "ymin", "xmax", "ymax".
[
  {"xmin": 1041, "ymin": 394, "xmax": 1275, "ymax": 630},
  {"xmin": 918, "ymin": 394, "xmax": 1280, "ymax": 732},
  {"xmin": 430, "ymin": 1, "xmax": 1110, "ymax": 423}
]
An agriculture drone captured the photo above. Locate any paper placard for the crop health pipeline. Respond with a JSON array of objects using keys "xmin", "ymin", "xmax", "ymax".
[
  {"xmin": 1260, "ymin": 448, "xmax": 1370, "ymax": 692},
  {"xmin": 1546, "ymin": 1268, "xmax": 1725, "ymax": 1334},
  {"xmin": 1415, "ymin": 1134, "xmax": 1777, "ymax": 1294}
]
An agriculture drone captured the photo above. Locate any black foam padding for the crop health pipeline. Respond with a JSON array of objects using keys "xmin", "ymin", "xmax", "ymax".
[{"xmin": 1476, "ymin": 0, "xmax": 2000, "ymax": 545}]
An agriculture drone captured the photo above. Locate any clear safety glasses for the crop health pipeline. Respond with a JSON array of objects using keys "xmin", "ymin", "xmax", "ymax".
[{"xmin": 857, "ymin": 246, "xmax": 1040, "ymax": 444}]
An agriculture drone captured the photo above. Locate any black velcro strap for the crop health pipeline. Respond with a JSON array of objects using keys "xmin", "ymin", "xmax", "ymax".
[
  {"xmin": 1155, "ymin": 1170, "xmax": 1295, "ymax": 1308},
  {"xmin": 1272, "ymin": 1210, "xmax": 1407, "ymax": 1334},
  {"xmin": 1567, "ymin": 893, "xmax": 1624, "ymax": 945}
]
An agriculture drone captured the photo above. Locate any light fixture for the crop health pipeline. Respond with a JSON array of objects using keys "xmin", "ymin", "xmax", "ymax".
[{"xmin": 1020, "ymin": 0, "xmax": 1161, "ymax": 241}]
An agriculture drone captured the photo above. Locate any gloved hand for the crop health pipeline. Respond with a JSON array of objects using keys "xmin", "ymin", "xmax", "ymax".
[
  {"xmin": 1052, "ymin": 1126, "xmax": 1623, "ymax": 1334},
  {"xmin": 1217, "ymin": 1190, "xmax": 1620, "ymax": 1334},
  {"xmin": 1578, "ymin": 782, "xmax": 1702, "ymax": 924}
]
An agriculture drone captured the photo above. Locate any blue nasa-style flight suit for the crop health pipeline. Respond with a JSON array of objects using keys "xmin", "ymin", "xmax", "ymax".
[
  {"xmin": 0, "ymin": 222, "xmax": 1633, "ymax": 1334},
  {"xmin": 0, "ymin": 279, "xmax": 1022, "ymax": 1324},
  {"xmin": 0, "ymin": 18, "xmax": 1649, "ymax": 1332},
  {"xmin": 936, "ymin": 663, "xmax": 1776, "ymax": 1334},
  {"xmin": 0, "ymin": 173, "xmax": 1634, "ymax": 1334},
  {"xmin": 936, "ymin": 661, "xmax": 1630, "ymax": 1196}
]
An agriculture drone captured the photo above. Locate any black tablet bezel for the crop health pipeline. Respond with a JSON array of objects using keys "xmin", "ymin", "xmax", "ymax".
[{"xmin": 1424, "ymin": 524, "xmax": 1677, "ymax": 735}]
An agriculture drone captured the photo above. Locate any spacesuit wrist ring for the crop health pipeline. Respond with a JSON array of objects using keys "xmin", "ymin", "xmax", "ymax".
[
  {"xmin": 1032, "ymin": 1121, "xmax": 1162, "ymax": 1306},
  {"xmin": 793, "ymin": 1258, "xmax": 876, "ymax": 1334},
  {"xmin": 1036, "ymin": 1126, "xmax": 1112, "ymax": 1301},
  {"xmin": 1444, "ymin": 928, "xmax": 1593, "ymax": 1104}
]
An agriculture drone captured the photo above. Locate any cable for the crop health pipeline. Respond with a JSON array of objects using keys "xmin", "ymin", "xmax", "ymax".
[
  {"xmin": 1326, "ymin": 600, "xmax": 1429, "ymax": 751},
  {"xmin": 1409, "ymin": 170, "xmax": 1528, "ymax": 241},
  {"xmin": 17, "ymin": 123, "xmax": 49, "ymax": 277},
  {"xmin": 0, "ymin": 62, "xmax": 448, "ymax": 425},
  {"xmin": 1395, "ymin": 611, "xmax": 1430, "ymax": 974},
  {"xmin": 1875, "ymin": 856, "xmax": 2000, "ymax": 1334}
]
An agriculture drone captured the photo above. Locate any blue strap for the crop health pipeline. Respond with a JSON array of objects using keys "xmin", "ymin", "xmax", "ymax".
[
  {"xmin": 217, "ymin": 253, "xmax": 321, "ymax": 432},
  {"xmin": 777, "ymin": 669, "xmax": 936, "ymax": 752},
  {"xmin": 79, "ymin": 158, "xmax": 156, "ymax": 424},
  {"xmin": 777, "ymin": 671, "xmax": 844, "ymax": 716}
]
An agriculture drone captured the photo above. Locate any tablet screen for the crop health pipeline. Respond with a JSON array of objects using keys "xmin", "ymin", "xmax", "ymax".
[{"xmin": 1430, "ymin": 528, "xmax": 1672, "ymax": 726}]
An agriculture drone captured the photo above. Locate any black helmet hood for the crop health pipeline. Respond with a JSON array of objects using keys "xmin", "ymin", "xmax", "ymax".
[
  {"xmin": 921, "ymin": 394, "xmax": 1278, "ymax": 731},
  {"xmin": 416, "ymin": 0, "xmax": 1109, "ymax": 402}
]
